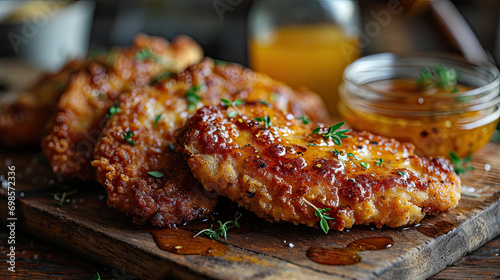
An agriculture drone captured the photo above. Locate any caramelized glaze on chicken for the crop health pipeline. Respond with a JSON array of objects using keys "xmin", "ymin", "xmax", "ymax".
[
  {"xmin": 176, "ymin": 103, "xmax": 461, "ymax": 231},
  {"xmin": 92, "ymin": 58, "xmax": 330, "ymax": 227},
  {"xmin": 41, "ymin": 33, "xmax": 203, "ymax": 180}
]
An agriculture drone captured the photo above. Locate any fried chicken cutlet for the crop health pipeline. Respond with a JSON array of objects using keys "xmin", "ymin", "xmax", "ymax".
[
  {"xmin": 42, "ymin": 33, "xmax": 203, "ymax": 180},
  {"xmin": 0, "ymin": 60, "xmax": 86, "ymax": 147},
  {"xmin": 92, "ymin": 58, "xmax": 330, "ymax": 227},
  {"xmin": 176, "ymin": 103, "xmax": 461, "ymax": 231}
]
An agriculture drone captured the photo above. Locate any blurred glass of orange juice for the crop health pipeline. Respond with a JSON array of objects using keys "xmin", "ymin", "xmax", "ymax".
[{"xmin": 248, "ymin": 0, "xmax": 360, "ymax": 116}]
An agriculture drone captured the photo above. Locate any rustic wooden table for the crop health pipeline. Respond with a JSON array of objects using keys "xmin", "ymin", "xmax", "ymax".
[{"xmin": 0, "ymin": 231, "xmax": 498, "ymax": 279}]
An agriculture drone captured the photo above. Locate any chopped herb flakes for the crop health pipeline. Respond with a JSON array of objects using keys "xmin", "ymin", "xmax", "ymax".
[
  {"xmin": 376, "ymin": 158, "xmax": 383, "ymax": 166},
  {"xmin": 417, "ymin": 65, "xmax": 458, "ymax": 92},
  {"xmin": 297, "ymin": 115, "xmax": 310, "ymax": 125},
  {"xmin": 154, "ymin": 114, "xmax": 162, "ymax": 126},
  {"xmin": 186, "ymin": 85, "xmax": 202, "ymax": 110},
  {"xmin": 136, "ymin": 48, "xmax": 155, "ymax": 61},
  {"xmin": 258, "ymin": 99, "xmax": 271, "ymax": 106},
  {"xmin": 255, "ymin": 116, "xmax": 272, "ymax": 128},
  {"xmin": 91, "ymin": 272, "xmax": 101, "ymax": 280},
  {"xmin": 106, "ymin": 102, "xmax": 122, "ymax": 119},
  {"xmin": 360, "ymin": 161, "xmax": 369, "ymax": 169},
  {"xmin": 122, "ymin": 130, "xmax": 136, "ymax": 146},
  {"xmin": 397, "ymin": 171, "xmax": 405, "ymax": 176},
  {"xmin": 148, "ymin": 171, "xmax": 165, "ymax": 178},
  {"xmin": 449, "ymin": 151, "xmax": 474, "ymax": 175},
  {"xmin": 151, "ymin": 71, "xmax": 170, "ymax": 85},
  {"xmin": 193, "ymin": 212, "xmax": 242, "ymax": 239}
]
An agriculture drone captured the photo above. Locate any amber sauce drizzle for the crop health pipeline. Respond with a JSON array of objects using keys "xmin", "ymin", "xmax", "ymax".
[
  {"xmin": 148, "ymin": 200, "xmax": 260, "ymax": 256},
  {"xmin": 307, "ymin": 237, "xmax": 394, "ymax": 265},
  {"xmin": 149, "ymin": 227, "xmax": 228, "ymax": 256},
  {"xmin": 416, "ymin": 221, "xmax": 456, "ymax": 238}
]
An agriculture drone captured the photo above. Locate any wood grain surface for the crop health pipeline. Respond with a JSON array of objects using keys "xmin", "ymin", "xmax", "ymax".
[{"xmin": 0, "ymin": 142, "xmax": 499, "ymax": 280}]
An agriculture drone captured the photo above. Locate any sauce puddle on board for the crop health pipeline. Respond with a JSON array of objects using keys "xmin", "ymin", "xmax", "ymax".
[
  {"xmin": 148, "ymin": 203, "xmax": 260, "ymax": 257},
  {"xmin": 149, "ymin": 228, "xmax": 228, "ymax": 257},
  {"xmin": 307, "ymin": 237, "xmax": 394, "ymax": 265}
]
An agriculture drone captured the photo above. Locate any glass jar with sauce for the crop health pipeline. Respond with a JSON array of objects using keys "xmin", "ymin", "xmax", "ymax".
[
  {"xmin": 248, "ymin": 0, "xmax": 360, "ymax": 116},
  {"xmin": 338, "ymin": 53, "xmax": 500, "ymax": 158}
]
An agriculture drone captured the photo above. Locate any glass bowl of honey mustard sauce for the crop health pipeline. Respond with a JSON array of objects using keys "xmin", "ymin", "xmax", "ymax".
[{"xmin": 338, "ymin": 53, "xmax": 500, "ymax": 158}]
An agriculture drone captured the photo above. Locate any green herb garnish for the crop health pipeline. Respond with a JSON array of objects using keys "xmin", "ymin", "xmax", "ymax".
[
  {"xmin": 168, "ymin": 143, "xmax": 175, "ymax": 151},
  {"xmin": 449, "ymin": 151, "xmax": 474, "ymax": 174},
  {"xmin": 360, "ymin": 161, "xmax": 369, "ymax": 169},
  {"xmin": 397, "ymin": 171, "xmax": 405, "ymax": 176},
  {"xmin": 228, "ymin": 111, "xmax": 238, "ymax": 118},
  {"xmin": 136, "ymin": 48, "xmax": 155, "ymax": 61},
  {"xmin": 313, "ymin": 121, "xmax": 351, "ymax": 145},
  {"xmin": 186, "ymin": 85, "xmax": 203, "ymax": 110},
  {"xmin": 53, "ymin": 189, "xmax": 77, "ymax": 206},
  {"xmin": 258, "ymin": 99, "xmax": 271, "ymax": 106},
  {"xmin": 106, "ymin": 102, "xmax": 122, "ymax": 119},
  {"xmin": 308, "ymin": 143, "xmax": 316, "ymax": 146},
  {"xmin": 255, "ymin": 116, "xmax": 272, "ymax": 128},
  {"xmin": 150, "ymin": 71, "xmax": 170, "ymax": 85},
  {"xmin": 297, "ymin": 115, "xmax": 310, "ymax": 125},
  {"xmin": 417, "ymin": 65, "xmax": 458, "ymax": 92},
  {"xmin": 376, "ymin": 158, "xmax": 383, "ymax": 166},
  {"xmin": 332, "ymin": 149, "xmax": 341, "ymax": 156},
  {"xmin": 347, "ymin": 153, "xmax": 354, "ymax": 157},
  {"xmin": 302, "ymin": 198, "xmax": 334, "ymax": 234},
  {"xmin": 91, "ymin": 272, "xmax": 101, "ymax": 280},
  {"xmin": 154, "ymin": 114, "xmax": 162, "ymax": 127},
  {"xmin": 193, "ymin": 212, "xmax": 242, "ymax": 239},
  {"xmin": 122, "ymin": 130, "xmax": 136, "ymax": 146},
  {"xmin": 148, "ymin": 171, "xmax": 165, "ymax": 178}
]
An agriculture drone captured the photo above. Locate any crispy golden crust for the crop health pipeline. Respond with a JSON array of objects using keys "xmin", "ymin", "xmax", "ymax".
[
  {"xmin": 176, "ymin": 103, "xmax": 461, "ymax": 231},
  {"xmin": 92, "ymin": 58, "xmax": 330, "ymax": 227},
  {"xmin": 42, "ymin": 34, "xmax": 203, "ymax": 180},
  {"xmin": 0, "ymin": 60, "xmax": 86, "ymax": 147}
]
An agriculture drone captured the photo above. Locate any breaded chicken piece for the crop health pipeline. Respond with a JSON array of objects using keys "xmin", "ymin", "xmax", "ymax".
[
  {"xmin": 41, "ymin": 33, "xmax": 203, "ymax": 180},
  {"xmin": 176, "ymin": 103, "xmax": 461, "ymax": 231},
  {"xmin": 92, "ymin": 58, "xmax": 330, "ymax": 227},
  {"xmin": 0, "ymin": 60, "xmax": 86, "ymax": 147}
]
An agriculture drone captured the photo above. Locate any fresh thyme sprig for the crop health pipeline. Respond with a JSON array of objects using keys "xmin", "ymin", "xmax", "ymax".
[
  {"xmin": 193, "ymin": 212, "xmax": 242, "ymax": 239},
  {"xmin": 417, "ymin": 65, "xmax": 458, "ymax": 92},
  {"xmin": 186, "ymin": 85, "xmax": 202, "ymax": 110},
  {"xmin": 449, "ymin": 151, "xmax": 474, "ymax": 175},
  {"xmin": 53, "ymin": 189, "xmax": 77, "ymax": 206},
  {"xmin": 313, "ymin": 121, "xmax": 351, "ymax": 145},
  {"xmin": 302, "ymin": 198, "xmax": 334, "ymax": 234},
  {"xmin": 221, "ymin": 98, "xmax": 244, "ymax": 117},
  {"xmin": 255, "ymin": 116, "xmax": 272, "ymax": 128},
  {"xmin": 122, "ymin": 130, "xmax": 136, "ymax": 146}
]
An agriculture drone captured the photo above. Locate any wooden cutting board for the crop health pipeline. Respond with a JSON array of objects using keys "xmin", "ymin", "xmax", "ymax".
[{"xmin": 1, "ymin": 142, "xmax": 499, "ymax": 280}]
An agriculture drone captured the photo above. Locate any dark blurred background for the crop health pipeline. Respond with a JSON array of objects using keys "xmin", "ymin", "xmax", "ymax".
[{"xmin": 0, "ymin": 0, "xmax": 499, "ymax": 67}]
